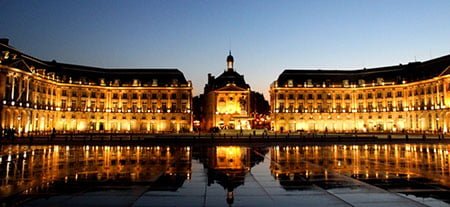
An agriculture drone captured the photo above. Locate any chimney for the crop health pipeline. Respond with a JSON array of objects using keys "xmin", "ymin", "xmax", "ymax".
[{"xmin": 208, "ymin": 73, "xmax": 214, "ymax": 84}]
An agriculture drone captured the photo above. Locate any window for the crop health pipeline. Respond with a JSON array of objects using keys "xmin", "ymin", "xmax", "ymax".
[
  {"xmin": 397, "ymin": 100, "xmax": 403, "ymax": 110},
  {"xmin": 307, "ymin": 94, "xmax": 313, "ymax": 100},
  {"xmin": 132, "ymin": 93, "xmax": 138, "ymax": 99},
  {"xmin": 278, "ymin": 94, "xmax": 284, "ymax": 99},
  {"xmin": 142, "ymin": 103, "xmax": 147, "ymax": 111},
  {"xmin": 336, "ymin": 94, "xmax": 341, "ymax": 100},
  {"xmin": 279, "ymin": 103, "xmax": 285, "ymax": 112},
  {"xmin": 288, "ymin": 94, "xmax": 294, "ymax": 100},
  {"xmin": 171, "ymin": 93, "xmax": 177, "ymax": 99},
  {"xmin": 317, "ymin": 94, "xmax": 322, "ymax": 99},
  {"xmin": 396, "ymin": 91, "xmax": 402, "ymax": 97},
  {"xmin": 122, "ymin": 93, "xmax": 128, "ymax": 99},
  {"xmin": 181, "ymin": 93, "xmax": 188, "ymax": 99},
  {"xmin": 152, "ymin": 93, "xmax": 157, "ymax": 99},
  {"xmin": 61, "ymin": 100, "xmax": 66, "ymax": 108},
  {"xmin": 162, "ymin": 102, "xmax": 167, "ymax": 112},
  {"xmin": 386, "ymin": 92, "xmax": 392, "ymax": 98},
  {"xmin": 171, "ymin": 102, "xmax": 177, "ymax": 112},
  {"xmin": 113, "ymin": 93, "xmax": 118, "ymax": 99},
  {"xmin": 357, "ymin": 94, "xmax": 363, "ymax": 99},
  {"xmin": 288, "ymin": 103, "xmax": 294, "ymax": 112},
  {"xmin": 344, "ymin": 94, "xmax": 350, "ymax": 100},
  {"xmin": 376, "ymin": 92, "xmax": 382, "ymax": 98},
  {"xmin": 62, "ymin": 90, "xmax": 67, "ymax": 96},
  {"xmin": 161, "ymin": 93, "xmax": 168, "ymax": 99},
  {"xmin": 91, "ymin": 92, "xmax": 97, "ymax": 98},
  {"xmin": 377, "ymin": 101, "xmax": 383, "ymax": 110},
  {"xmin": 367, "ymin": 93, "xmax": 373, "ymax": 99},
  {"xmin": 298, "ymin": 94, "xmax": 304, "ymax": 99},
  {"xmin": 142, "ymin": 93, "xmax": 147, "ymax": 99}
]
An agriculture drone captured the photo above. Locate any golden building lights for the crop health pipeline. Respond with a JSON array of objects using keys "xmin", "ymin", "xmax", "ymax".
[
  {"xmin": 202, "ymin": 52, "xmax": 252, "ymax": 130},
  {"xmin": 270, "ymin": 55, "xmax": 450, "ymax": 133},
  {"xmin": 0, "ymin": 39, "xmax": 193, "ymax": 134}
]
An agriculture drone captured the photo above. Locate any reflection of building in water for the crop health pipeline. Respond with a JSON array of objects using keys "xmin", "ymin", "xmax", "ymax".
[
  {"xmin": 208, "ymin": 146, "xmax": 250, "ymax": 205},
  {"xmin": 192, "ymin": 146, "xmax": 266, "ymax": 205},
  {"xmin": 270, "ymin": 144, "xmax": 450, "ymax": 189},
  {"xmin": 0, "ymin": 145, "xmax": 191, "ymax": 197}
]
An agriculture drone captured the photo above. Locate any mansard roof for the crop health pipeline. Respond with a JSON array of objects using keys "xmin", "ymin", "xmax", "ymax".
[
  {"xmin": 276, "ymin": 54, "xmax": 450, "ymax": 87},
  {"xmin": 204, "ymin": 70, "xmax": 250, "ymax": 94},
  {"xmin": 44, "ymin": 62, "xmax": 188, "ymax": 86},
  {"xmin": 0, "ymin": 40, "xmax": 189, "ymax": 87},
  {"xmin": 213, "ymin": 70, "xmax": 250, "ymax": 89}
]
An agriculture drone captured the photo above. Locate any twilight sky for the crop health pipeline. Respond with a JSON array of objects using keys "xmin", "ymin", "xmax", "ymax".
[{"xmin": 1, "ymin": 0, "xmax": 450, "ymax": 98}]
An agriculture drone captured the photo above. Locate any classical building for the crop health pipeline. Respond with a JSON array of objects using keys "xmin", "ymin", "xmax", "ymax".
[
  {"xmin": 202, "ymin": 52, "xmax": 252, "ymax": 130},
  {"xmin": 270, "ymin": 54, "xmax": 450, "ymax": 133},
  {"xmin": 0, "ymin": 39, "xmax": 193, "ymax": 134}
]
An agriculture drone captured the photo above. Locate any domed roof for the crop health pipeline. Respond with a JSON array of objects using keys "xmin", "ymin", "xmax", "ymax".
[{"xmin": 227, "ymin": 51, "xmax": 234, "ymax": 62}]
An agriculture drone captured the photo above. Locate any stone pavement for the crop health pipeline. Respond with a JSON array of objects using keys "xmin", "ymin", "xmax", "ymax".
[{"xmin": 22, "ymin": 149, "xmax": 448, "ymax": 207}]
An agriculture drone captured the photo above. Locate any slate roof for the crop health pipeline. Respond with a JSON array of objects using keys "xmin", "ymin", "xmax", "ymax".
[
  {"xmin": 276, "ymin": 54, "xmax": 450, "ymax": 87},
  {"xmin": 0, "ymin": 40, "xmax": 189, "ymax": 86}
]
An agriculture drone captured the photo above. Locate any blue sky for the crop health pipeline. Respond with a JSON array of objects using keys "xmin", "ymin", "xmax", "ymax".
[{"xmin": 1, "ymin": 0, "xmax": 450, "ymax": 98}]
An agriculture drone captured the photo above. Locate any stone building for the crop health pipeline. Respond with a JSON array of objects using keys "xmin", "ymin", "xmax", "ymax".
[
  {"xmin": 270, "ymin": 54, "xmax": 450, "ymax": 133},
  {"xmin": 0, "ymin": 39, "xmax": 192, "ymax": 134},
  {"xmin": 202, "ymin": 52, "xmax": 252, "ymax": 130}
]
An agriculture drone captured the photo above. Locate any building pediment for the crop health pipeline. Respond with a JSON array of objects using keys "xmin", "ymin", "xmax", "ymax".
[{"xmin": 215, "ymin": 84, "xmax": 248, "ymax": 91}]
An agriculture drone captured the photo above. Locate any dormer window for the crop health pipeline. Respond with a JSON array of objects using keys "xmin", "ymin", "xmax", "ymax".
[
  {"xmin": 287, "ymin": 79, "xmax": 293, "ymax": 87},
  {"xmin": 343, "ymin": 80, "xmax": 349, "ymax": 87},
  {"xmin": 377, "ymin": 78, "xmax": 384, "ymax": 85},
  {"xmin": 132, "ymin": 79, "xmax": 140, "ymax": 86}
]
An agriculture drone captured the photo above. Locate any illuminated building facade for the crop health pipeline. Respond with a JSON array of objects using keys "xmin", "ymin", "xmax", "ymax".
[
  {"xmin": 202, "ymin": 52, "xmax": 252, "ymax": 130},
  {"xmin": 270, "ymin": 54, "xmax": 450, "ymax": 133},
  {"xmin": 0, "ymin": 39, "xmax": 193, "ymax": 134}
]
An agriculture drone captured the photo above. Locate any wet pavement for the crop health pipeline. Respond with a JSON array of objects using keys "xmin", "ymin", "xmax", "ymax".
[{"xmin": 0, "ymin": 144, "xmax": 449, "ymax": 206}]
